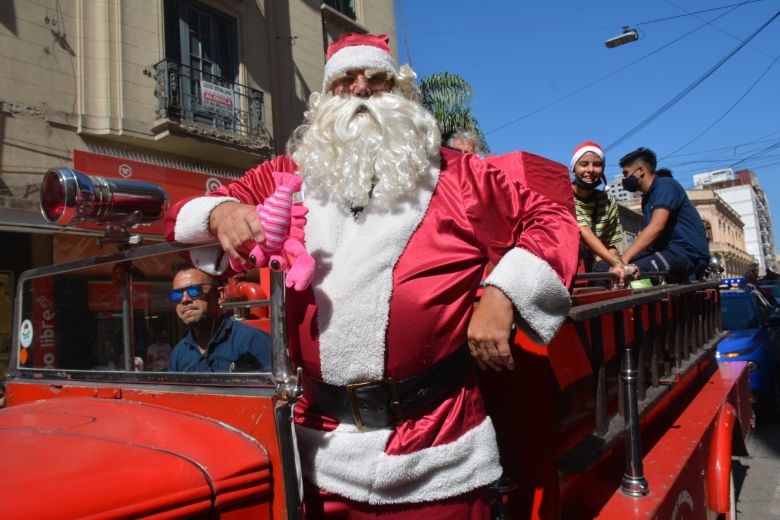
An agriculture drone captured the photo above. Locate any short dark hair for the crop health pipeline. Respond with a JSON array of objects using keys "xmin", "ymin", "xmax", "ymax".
[{"xmin": 619, "ymin": 147, "xmax": 657, "ymax": 171}]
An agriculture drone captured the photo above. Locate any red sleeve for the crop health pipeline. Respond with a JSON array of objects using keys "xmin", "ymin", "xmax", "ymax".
[{"xmin": 451, "ymin": 150, "xmax": 580, "ymax": 289}]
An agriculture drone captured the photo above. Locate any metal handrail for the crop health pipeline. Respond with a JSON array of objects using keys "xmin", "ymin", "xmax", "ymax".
[{"xmin": 559, "ymin": 280, "xmax": 722, "ymax": 495}]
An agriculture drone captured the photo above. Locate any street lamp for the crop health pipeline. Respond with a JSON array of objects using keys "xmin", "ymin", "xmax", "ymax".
[{"xmin": 605, "ymin": 26, "xmax": 639, "ymax": 48}]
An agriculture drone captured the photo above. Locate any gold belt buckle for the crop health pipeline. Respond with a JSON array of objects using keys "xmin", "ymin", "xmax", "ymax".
[{"xmin": 345, "ymin": 379, "xmax": 404, "ymax": 432}]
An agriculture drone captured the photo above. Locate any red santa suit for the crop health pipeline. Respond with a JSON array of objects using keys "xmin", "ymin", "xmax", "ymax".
[{"xmin": 165, "ymin": 146, "xmax": 579, "ymax": 509}]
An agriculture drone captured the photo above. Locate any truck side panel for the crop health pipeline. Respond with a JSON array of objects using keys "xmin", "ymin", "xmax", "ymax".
[{"xmin": 597, "ymin": 362, "xmax": 750, "ymax": 519}]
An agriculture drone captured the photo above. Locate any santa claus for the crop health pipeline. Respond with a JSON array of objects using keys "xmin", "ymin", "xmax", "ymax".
[{"xmin": 166, "ymin": 33, "xmax": 579, "ymax": 518}]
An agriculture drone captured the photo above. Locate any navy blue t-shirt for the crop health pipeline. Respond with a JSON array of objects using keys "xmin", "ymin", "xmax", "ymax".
[
  {"xmin": 641, "ymin": 176, "xmax": 710, "ymax": 270},
  {"xmin": 168, "ymin": 317, "xmax": 271, "ymax": 372}
]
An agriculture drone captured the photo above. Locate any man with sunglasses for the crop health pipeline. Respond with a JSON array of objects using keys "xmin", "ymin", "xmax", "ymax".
[
  {"xmin": 167, "ymin": 264, "xmax": 271, "ymax": 372},
  {"xmin": 610, "ymin": 147, "xmax": 709, "ymax": 283},
  {"xmin": 165, "ymin": 33, "xmax": 578, "ymax": 518}
]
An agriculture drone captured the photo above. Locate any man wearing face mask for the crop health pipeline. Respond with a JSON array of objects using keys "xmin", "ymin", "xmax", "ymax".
[
  {"xmin": 615, "ymin": 147, "xmax": 709, "ymax": 282},
  {"xmin": 570, "ymin": 142, "xmax": 625, "ymax": 282}
]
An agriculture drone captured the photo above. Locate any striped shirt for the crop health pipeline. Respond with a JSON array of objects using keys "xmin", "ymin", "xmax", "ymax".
[{"xmin": 574, "ymin": 189, "xmax": 623, "ymax": 264}]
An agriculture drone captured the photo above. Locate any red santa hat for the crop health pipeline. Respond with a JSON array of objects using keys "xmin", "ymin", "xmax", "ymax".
[
  {"xmin": 323, "ymin": 33, "xmax": 399, "ymax": 91},
  {"xmin": 570, "ymin": 141, "xmax": 605, "ymax": 171},
  {"xmin": 570, "ymin": 141, "xmax": 608, "ymax": 184}
]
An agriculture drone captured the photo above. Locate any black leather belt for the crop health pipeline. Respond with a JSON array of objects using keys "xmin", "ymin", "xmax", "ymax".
[{"xmin": 302, "ymin": 346, "xmax": 473, "ymax": 431}]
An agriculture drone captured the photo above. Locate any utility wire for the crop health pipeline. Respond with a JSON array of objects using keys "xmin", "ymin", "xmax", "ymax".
[
  {"xmin": 665, "ymin": 0, "xmax": 776, "ymax": 59},
  {"xmin": 661, "ymin": 53, "xmax": 780, "ymax": 159},
  {"xmin": 605, "ymin": 9, "xmax": 780, "ymax": 152},
  {"xmin": 729, "ymin": 139, "xmax": 780, "ymax": 168},
  {"xmin": 663, "ymin": 140, "xmax": 780, "ymax": 166},
  {"xmin": 634, "ymin": 0, "xmax": 768, "ymax": 26},
  {"xmin": 404, "ymin": 1, "xmax": 768, "ymax": 37},
  {"xmin": 659, "ymin": 131, "xmax": 780, "ymax": 157},
  {"xmin": 484, "ymin": 4, "xmax": 741, "ymax": 136}
]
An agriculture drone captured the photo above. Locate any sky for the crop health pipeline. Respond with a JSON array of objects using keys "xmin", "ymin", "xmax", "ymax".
[{"xmin": 395, "ymin": 0, "xmax": 780, "ymax": 252}]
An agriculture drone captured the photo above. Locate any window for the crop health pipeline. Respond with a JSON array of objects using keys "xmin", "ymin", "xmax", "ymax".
[
  {"xmin": 720, "ymin": 294, "xmax": 759, "ymax": 330},
  {"xmin": 324, "ymin": 0, "xmax": 356, "ymax": 19},
  {"xmin": 702, "ymin": 220, "xmax": 713, "ymax": 241},
  {"xmin": 164, "ymin": 0, "xmax": 238, "ymax": 130}
]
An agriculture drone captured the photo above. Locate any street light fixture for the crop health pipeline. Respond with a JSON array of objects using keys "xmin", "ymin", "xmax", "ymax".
[{"xmin": 605, "ymin": 26, "xmax": 639, "ymax": 48}]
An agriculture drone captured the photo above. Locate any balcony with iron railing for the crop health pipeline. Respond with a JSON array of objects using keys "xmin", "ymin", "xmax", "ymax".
[{"xmin": 153, "ymin": 59, "xmax": 272, "ymax": 154}]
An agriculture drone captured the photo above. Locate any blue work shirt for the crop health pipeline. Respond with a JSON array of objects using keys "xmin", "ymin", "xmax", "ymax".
[
  {"xmin": 168, "ymin": 317, "xmax": 271, "ymax": 372},
  {"xmin": 641, "ymin": 176, "xmax": 710, "ymax": 271}
]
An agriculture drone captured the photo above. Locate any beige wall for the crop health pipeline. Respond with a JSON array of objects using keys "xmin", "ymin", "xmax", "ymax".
[
  {"xmin": 0, "ymin": 0, "xmax": 395, "ymax": 252},
  {"xmin": 0, "ymin": 0, "xmax": 396, "ymax": 204},
  {"xmin": 687, "ymin": 189, "xmax": 753, "ymax": 277}
]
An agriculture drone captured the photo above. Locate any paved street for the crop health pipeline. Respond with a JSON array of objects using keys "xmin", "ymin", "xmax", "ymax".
[{"xmin": 735, "ymin": 418, "xmax": 780, "ymax": 518}]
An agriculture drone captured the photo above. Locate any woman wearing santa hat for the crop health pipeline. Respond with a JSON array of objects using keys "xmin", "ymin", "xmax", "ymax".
[{"xmin": 570, "ymin": 141, "xmax": 626, "ymax": 282}]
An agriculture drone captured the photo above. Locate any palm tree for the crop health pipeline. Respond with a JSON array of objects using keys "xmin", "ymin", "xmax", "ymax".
[{"xmin": 419, "ymin": 72, "xmax": 488, "ymax": 152}]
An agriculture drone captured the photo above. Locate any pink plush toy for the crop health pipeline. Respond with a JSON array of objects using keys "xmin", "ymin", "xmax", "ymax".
[{"xmin": 229, "ymin": 172, "xmax": 315, "ymax": 291}]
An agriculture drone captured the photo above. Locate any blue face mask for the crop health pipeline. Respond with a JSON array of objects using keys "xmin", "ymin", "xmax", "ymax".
[
  {"xmin": 574, "ymin": 177, "xmax": 602, "ymax": 190},
  {"xmin": 622, "ymin": 174, "xmax": 640, "ymax": 192}
]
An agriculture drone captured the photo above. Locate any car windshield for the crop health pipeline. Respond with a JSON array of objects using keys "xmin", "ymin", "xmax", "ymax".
[
  {"xmin": 720, "ymin": 294, "xmax": 759, "ymax": 330},
  {"xmin": 14, "ymin": 245, "xmax": 274, "ymax": 377}
]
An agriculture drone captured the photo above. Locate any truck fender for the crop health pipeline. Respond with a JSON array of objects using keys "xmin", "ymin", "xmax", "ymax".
[{"xmin": 706, "ymin": 402, "xmax": 736, "ymax": 514}]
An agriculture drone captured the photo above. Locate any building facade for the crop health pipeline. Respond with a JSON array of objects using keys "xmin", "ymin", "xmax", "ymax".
[
  {"xmin": 693, "ymin": 168, "xmax": 774, "ymax": 275},
  {"xmin": 605, "ymin": 173, "xmax": 638, "ymax": 203},
  {"xmin": 0, "ymin": 0, "xmax": 396, "ymax": 372},
  {"xmin": 616, "ymin": 203, "xmax": 643, "ymax": 254},
  {"xmin": 686, "ymin": 189, "xmax": 753, "ymax": 278}
]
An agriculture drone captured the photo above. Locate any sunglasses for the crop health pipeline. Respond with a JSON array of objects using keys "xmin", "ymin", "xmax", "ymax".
[{"xmin": 168, "ymin": 283, "xmax": 216, "ymax": 303}]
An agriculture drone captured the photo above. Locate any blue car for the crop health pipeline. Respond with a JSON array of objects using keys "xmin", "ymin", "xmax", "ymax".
[
  {"xmin": 716, "ymin": 278, "xmax": 780, "ymax": 416},
  {"xmin": 758, "ymin": 283, "xmax": 780, "ymax": 308}
]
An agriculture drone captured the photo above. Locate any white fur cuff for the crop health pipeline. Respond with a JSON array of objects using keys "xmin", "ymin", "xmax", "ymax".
[
  {"xmin": 484, "ymin": 247, "xmax": 571, "ymax": 345},
  {"xmin": 173, "ymin": 196, "xmax": 238, "ymax": 276},
  {"xmin": 173, "ymin": 196, "xmax": 239, "ymax": 243}
]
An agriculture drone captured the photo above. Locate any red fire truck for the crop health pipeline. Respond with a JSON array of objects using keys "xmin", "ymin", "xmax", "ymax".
[{"xmin": 0, "ymin": 160, "xmax": 751, "ymax": 519}]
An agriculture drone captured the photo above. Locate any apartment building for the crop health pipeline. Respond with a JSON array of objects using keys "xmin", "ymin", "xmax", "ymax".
[
  {"xmin": 0, "ymin": 0, "xmax": 396, "ymax": 371},
  {"xmin": 605, "ymin": 173, "xmax": 638, "ymax": 203},
  {"xmin": 693, "ymin": 168, "xmax": 774, "ymax": 275},
  {"xmin": 686, "ymin": 189, "xmax": 753, "ymax": 278}
]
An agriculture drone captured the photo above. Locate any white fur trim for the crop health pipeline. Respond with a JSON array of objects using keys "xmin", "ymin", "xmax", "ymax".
[
  {"xmin": 174, "ymin": 196, "xmax": 238, "ymax": 275},
  {"xmin": 296, "ymin": 416, "xmax": 502, "ymax": 504},
  {"xmin": 187, "ymin": 245, "xmax": 228, "ymax": 276},
  {"xmin": 484, "ymin": 247, "xmax": 571, "ymax": 345},
  {"xmin": 174, "ymin": 196, "xmax": 238, "ymax": 243},
  {"xmin": 570, "ymin": 145, "xmax": 604, "ymax": 171},
  {"xmin": 323, "ymin": 45, "xmax": 398, "ymax": 91},
  {"xmin": 304, "ymin": 168, "xmax": 439, "ymax": 385}
]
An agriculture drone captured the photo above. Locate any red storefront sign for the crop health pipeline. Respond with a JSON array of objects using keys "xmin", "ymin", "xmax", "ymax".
[
  {"xmin": 72, "ymin": 150, "xmax": 231, "ymax": 236},
  {"xmin": 87, "ymin": 282, "xmax": 152, "ymax": 312},
  {"xmin": 30, "ymin": 277, "xmax": 56, "ymax": 368}
]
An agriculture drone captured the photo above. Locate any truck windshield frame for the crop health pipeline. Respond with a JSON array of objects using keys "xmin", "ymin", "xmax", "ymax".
[{"xmin": 8, "ymin": 240, "xmax": 276, "ymax": 388}]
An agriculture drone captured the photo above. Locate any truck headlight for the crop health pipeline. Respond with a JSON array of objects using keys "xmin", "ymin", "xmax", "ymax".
[{"xmin": 40, "ymin": 167, "xmax": 168, "ymax": 227}]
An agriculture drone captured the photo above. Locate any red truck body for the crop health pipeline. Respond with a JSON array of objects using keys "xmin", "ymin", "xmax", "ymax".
[{"xmin": 0, "ymin": 155, "xmax": 751, "ymax": 519}]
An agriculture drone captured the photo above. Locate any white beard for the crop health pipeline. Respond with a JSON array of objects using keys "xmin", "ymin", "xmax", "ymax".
[{"xmin": 288, "ymin": 92, "xmax": 441, "ymax": 209}]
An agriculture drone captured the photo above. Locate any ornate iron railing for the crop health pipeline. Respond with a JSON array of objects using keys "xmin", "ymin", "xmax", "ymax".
[{"xmin": 154, "ymin": 59, "xmax": 266, "ymax": 141}]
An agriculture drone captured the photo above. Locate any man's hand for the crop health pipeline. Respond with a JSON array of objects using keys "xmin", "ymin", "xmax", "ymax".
[
  {"xmin": 208, "ymin": 202, "xmax": 265, "ymax": 267},
  {"xmin": 467, "ymin": 286, "xmax": 516, "ymax": 371},
  {"xmin": 609, "ymin": 263, "xmax": 627, "ymax": 286}
]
